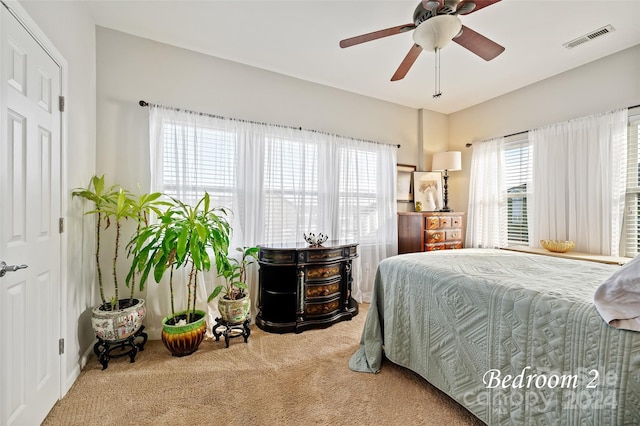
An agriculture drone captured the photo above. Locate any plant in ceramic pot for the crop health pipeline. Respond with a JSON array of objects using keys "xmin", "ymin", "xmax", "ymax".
[
  {"xmin": 72, "ymin": 176, "xmax": 166, "ymax": 347},
  {"xmin": 128, "ymin": 193, "xmax": 231, "ymax": 356},
  {"xmin": 207, "ymin": 246, "xmax": 259, "ymax": 324}
]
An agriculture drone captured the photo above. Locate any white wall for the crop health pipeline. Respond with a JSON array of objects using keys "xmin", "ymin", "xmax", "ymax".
[
  {"xmin": 19, "ymin": 0, "xmax": 97, "ymax": 393},
  {"xmin": 419, "ymin": 108, "xmax": 449, "ymax": 171},
  {"xmin": 447, "ymin": 44, "xmax": 640, "ymax": 213}
]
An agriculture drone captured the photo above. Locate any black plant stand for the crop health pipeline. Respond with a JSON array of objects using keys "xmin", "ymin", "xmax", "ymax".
[
  {"xmin": 212, "ymin": 317, "xmax": 251, "ymax": 348},
  {"xmin": 93, "ymin": 326, "xmax": 148, "ymax": 370}
]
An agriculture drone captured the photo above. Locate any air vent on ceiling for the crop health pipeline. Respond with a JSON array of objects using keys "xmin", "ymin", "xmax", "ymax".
[{"xmin": 563, "ymin": 25, "xmax": 615, "ymax": 49}]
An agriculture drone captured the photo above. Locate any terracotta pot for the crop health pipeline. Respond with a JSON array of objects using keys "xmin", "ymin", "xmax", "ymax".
[
  {"xmin": 218, "ymin": 294, "xmax": 251, "ymax": 324},
  {"xmin": 161, "ymin": 310, "xmax": 207, "ymax": 357},
  {"xmin": 91, "ymin": 298, "xmax": 146, "ymax": 342}
]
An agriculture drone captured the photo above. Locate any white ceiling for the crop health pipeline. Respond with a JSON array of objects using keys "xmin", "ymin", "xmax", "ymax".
[{"xmin": 84, "ymin": 0, "xmax": 640, "ymax": 114}]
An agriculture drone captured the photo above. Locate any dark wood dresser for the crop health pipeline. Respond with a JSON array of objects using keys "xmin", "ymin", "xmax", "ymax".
[
  {"xmin": 256, "ymin": 241, "xmax": 359, "ymax": 333},
  {"xmin": 398, "ymin": 212, "xmax": 465, "ymax": 254}
]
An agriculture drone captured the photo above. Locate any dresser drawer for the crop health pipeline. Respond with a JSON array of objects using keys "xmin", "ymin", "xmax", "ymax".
[
  {"xmin": 305, "ymin": 297, "xmax": 341, "ymax": 316},
  {"xmin": 445, "ymin": 229, "xmax": 462, "ymax": 241},
  {"xmin": 439, "ymin": 217, "xmax": 452, "ymax": 228},
  {"xmin": 302, "ymin": 249, "xmax": 344, "ymax": 263},
  {"xmin": 306, "ymin": 264, "xmax": 341, "ymax": 281},
  {"xmin": 445, "ymin": 242, "xmax": 463, "ymax": 250},
  {"xmin": 425, "ymin": 243, "xmax": 445, "ymax": 251},
  {"xmin": 451, "ymin": 216, "xmax": 463, "ymax": 228},
  {"xmin": 305, "ymin": 280, "xmax": 340, "ymax": 298},
  {"xmin": 259, "ymin": 249, "xmax": 297, "ymax": 264},
  {"xmin": 426, "ymin": 230, "xmax": 445, "ymax": 243},
  {"xmin": 425, "ymin": 217, "xmax": 440, "ymax": 230}
]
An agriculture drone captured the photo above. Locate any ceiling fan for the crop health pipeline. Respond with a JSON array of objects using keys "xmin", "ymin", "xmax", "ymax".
[{"xmin": 339, "ymin": 0, "xmax": 505, "ymax": 83}]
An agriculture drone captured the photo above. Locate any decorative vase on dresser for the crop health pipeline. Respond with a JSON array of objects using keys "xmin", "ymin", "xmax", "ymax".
[
  {"xmin": 397, "ymin": 212, "xmax": 465, "ymax": 254},
  {"xmin": 256, "ymin": 241, "xmax": 359, "ymax": 333}
]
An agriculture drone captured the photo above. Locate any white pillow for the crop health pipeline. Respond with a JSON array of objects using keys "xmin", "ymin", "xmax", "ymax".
[{"xmin": 593, "ymin": 255, "xmax": 640, "ymax": 332}]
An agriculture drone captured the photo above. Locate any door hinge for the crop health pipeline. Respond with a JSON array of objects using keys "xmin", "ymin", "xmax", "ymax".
[
  {"xmin": 59, "ymin": 338, "xmax": 64, "ymax": 355},
  {"xmin": 59, "ymin": 217, "xmax": 64, "ymax": 233},
  {"xmin": 59, "ymin": 96, "xmax": 65, "ymax": 112}
]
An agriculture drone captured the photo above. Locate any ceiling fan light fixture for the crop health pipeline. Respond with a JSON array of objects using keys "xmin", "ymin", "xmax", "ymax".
[{"xmin": 412, "ymin": 15, "xmax": 463, "ymax": 51}]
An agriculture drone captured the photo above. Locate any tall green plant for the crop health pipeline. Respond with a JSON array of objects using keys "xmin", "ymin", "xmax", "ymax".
[
  {"xmin": 127, "ymin": 193, "xmax": 231, "ymax": 323},
  {"xmin": 126, "ymin": 190, "xmax": 168, "ymax": 299},
  {"xmin": 73, "ymin": 175, "xmax": 165, "ymax": 309},
  {"xmin": 72, "ymin": 175, "xmax": 118, "ymax": 306}
]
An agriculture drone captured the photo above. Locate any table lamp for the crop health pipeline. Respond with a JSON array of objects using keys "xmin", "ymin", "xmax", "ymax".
[{"xmin": 432, "ymin": 151, "xmax": 461, "ymax": 212}]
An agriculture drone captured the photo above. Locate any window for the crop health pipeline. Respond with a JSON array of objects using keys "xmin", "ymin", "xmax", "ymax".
[
  {"xmin": 624, "ymin": 113, "xmax": 640, "ymax": 256},
  {"xmin": 504, "ymin": 137, "xmax": 531, "ymax": 245},
  {"xmin": 338, "ymin": 146, "xmax": 380, "ymax": 243},
  {"xmin": 161, "ymin": 122, "xmax": 236, "ymax": 209},
  {"xmin": 263, "ymin": 136, "xmax": 319, "ymax": 243},
  {"xmin": 150, "ymin": 105, "xmax": 398, "ymax": 302}
]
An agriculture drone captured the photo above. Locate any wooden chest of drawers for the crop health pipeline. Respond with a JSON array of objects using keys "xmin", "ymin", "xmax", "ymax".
[
  {"xmin": 256, "ymin": 241, "xmax": 358, "ymax": 333},
  {"xmin": 398, "ymin": 212, "xmax": 465, "ymax": 254}
]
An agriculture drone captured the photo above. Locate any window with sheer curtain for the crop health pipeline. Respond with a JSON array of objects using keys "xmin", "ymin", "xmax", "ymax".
[
  {"xmin": 149, "ymin": 105, "xmax": 398, "ymax": 307},
  {"xmin": 467, "ymin": 108, "xmax": 628, "ymax": 256}
]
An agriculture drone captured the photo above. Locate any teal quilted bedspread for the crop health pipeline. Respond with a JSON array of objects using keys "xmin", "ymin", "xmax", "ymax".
[{"xmin": 349, "ymin": 249, "xmax": 640, "ymax": 425}]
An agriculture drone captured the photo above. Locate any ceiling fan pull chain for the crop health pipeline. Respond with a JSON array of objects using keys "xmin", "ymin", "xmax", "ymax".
[{"xmin": 433, "ymin": 47, "xmax": 442, "ymax": 98}]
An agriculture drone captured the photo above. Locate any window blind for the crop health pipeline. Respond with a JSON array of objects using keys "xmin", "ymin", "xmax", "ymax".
[
  {"xmin": 504, "ymin": 137, "xmax": 531, "ymax": 245},
  {"xmin": 624, "ymin": 114, "xmax": 640, "ymax": 256},
  {"xmin": 338, "ymin": 146, "xmax": 379, "ymax": 243},
  {"xmin": 162, "ymin": 123, "xmax": 236, "ymax": 208},
  {"xmin": 263, "ymin": 137, "xmax": 319, "ymax": 243}
]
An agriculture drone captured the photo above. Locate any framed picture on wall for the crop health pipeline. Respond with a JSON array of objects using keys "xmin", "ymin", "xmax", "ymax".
[
  {"xmin": 413, "ymin": 172, "xmax": 443, "ymax": 212},
  {"xmin": 397, "ymin": 164, "xmax": 416, "ymax": 202}
]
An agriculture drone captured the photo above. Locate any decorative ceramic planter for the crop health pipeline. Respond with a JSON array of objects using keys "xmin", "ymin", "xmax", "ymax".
[
  {"xmin": 218, "ymin": 294, "xmax": 251, "ymax": 324},
  {"xmin": 161, "ymin": 309, "xmax": 207, "ymax": 357},
  {"xmin": 91, "ymin": 298, "xmax": 146, "ymax": 342}
]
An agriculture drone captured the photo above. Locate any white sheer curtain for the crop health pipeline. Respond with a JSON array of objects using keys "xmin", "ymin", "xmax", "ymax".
[
  {"xmin": 465, "ymin": 137, "xmax": 508, "ymax": 248},
  {"xmin": 529, "ymin": 109, "xmax": 628, "ymax": 255},
  {"xmin": 147, "ymin": 105, "xmax": 397, "ymax": 333}
]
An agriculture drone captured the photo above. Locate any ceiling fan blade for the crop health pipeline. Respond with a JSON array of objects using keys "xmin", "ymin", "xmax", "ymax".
[
  {"xmin": 339, "ymin": 24, "xmax": 416, "ymax": 48},
  {"xmin": 391, "ymin": 43, "xmax": 423, "ymax": 81},
  {"xmin": 453, "ymin": 25, "xmax": 504, "ymax": 61},
  {"xmin": 456, "ymin": 0, "xmax": 501, "ymax": 15},
  {"xmin": 453, "ymin": 1, "xmax": 476, "ymax": 15}
]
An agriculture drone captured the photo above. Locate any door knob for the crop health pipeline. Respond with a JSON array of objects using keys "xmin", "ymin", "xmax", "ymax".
[{"xmin": 0, "ymin": 261, "xmax": 28, "ymax": 277}]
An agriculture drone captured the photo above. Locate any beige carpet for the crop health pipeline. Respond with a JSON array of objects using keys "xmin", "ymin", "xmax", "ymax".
[{"xmin": 43, "ymin": 304, "xmax": 484, "ymax": 426}]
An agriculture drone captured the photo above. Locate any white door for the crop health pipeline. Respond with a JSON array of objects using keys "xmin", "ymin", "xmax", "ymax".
[{"xmin": 0, "ymin": 4, "xmax": 62, "ymax": 425}]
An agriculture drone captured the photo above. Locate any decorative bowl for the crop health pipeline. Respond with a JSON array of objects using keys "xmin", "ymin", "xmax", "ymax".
[
  {"xmin": 304, "ymin": 232, "xmax": 328, "ymax": 247},
  {"xmin": 540, "ymin": 240, "xmax": 576, "ymax": 253}
]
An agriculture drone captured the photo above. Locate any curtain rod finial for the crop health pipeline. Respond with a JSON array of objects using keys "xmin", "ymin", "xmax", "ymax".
[
  {"xmin": 465, "ymin": 143, "xmax": 472, "ymax": 148},
  {"xmin": 139, "ymin": 100, "xmax": 148, "ymax": 107}
]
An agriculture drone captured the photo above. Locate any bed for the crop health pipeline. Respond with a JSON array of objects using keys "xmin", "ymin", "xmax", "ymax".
[{"xmin": 349, "ymin": 249, "xmax": 640, "ymax": 425}]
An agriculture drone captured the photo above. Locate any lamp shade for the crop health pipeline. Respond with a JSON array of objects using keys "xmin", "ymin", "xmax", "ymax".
[
  {"xmin": 432, "ymin": 151, "xmax": 462, "ymax": 172},
  {"xmin": 412, "ymin": 15, "xmax": 463, "ymax": 52}
]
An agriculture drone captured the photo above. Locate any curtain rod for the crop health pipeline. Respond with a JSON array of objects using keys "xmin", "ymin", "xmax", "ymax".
[
  {"xmin": 464, "ymin": 104, "xmax": 640, "ymax": 148},
  {"xmin": 138, "ymin": 100, "xmax": 401, "ymax": 149}
]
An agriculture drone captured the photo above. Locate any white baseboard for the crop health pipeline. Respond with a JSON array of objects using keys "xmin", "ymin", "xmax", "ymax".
[{"xmin": 62, "ymin": 342, "xmax": 94, "ymax": 397}]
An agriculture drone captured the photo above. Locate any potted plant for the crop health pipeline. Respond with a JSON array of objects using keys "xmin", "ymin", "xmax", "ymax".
[
  {"xmin": 127, "ymin": 193, "xmax": 231, "ymax": 356},
  {"xmin": 72, "ymin": 176, "xmax": 165, "ymax": 345},
  {"xmin": 208, "ymin": 246, "xmax": 259, "ymax": 324}
]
